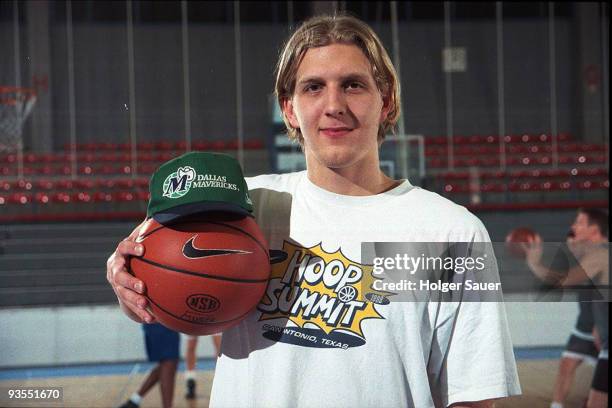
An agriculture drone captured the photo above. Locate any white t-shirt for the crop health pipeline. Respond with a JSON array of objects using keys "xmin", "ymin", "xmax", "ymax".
[{"xmin": 210, "ymin": 171, "xmax": 521, "ymax": 408}]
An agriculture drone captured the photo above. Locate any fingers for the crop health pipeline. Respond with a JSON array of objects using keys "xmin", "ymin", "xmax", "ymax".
[
  {"xmin": 117, "ymin": 238, "xmax": 145, "ymax": 257},
  {"xmin": 106, "ymin": 220, "xmax": 155, "ymax": 323},
  {"xmin": 113, "ymin": 267, "xmax": 144, "ymax": 294},
  {"xmin": 116, "ymin": 285, "xmax": 156, "ymax": 323}
]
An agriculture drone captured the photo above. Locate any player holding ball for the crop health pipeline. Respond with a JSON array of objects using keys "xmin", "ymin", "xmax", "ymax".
[
  {"xmin": 523, "ymin": 209, "xmax": 609, "ymax": 408},
  {"xmin": 107, "ymin": 14, "xmax": 521, "ymax": 408}
]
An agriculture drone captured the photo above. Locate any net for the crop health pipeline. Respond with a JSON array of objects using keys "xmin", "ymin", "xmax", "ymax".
[{"xmin": 0, "ymin": 86, "xmax": 37, "ymax": 153}]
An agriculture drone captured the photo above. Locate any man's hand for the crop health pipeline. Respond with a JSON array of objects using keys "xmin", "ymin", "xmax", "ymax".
[
  {"xmin": 523, "ymin": 233, "xmax": 566, "ymax": 285},
  {"xmin": 523, "ymin": 233, "xmax": 543, "ymax": 269},
  {"xmin": 106, "ymin": 220, "xmax": 156, "ymax": 323}
]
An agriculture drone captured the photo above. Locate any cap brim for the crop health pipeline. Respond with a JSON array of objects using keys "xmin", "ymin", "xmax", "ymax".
[{"xmin": 152, "ymin": 201, "xmax": 252, "ymax": 224}]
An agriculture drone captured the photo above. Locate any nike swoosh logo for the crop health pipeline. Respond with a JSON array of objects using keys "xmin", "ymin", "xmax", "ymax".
[{"xmin": 182, "ymin": 235, "xmax": 251, "ymax": 259}]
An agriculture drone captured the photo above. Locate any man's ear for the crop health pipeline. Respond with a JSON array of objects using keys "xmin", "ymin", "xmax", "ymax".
[
  {"xmin": 379, "ymin": 93, "xmax": 392, "ymax": 123},
  {"xmin": 282, "ymin": 98, "xmax": 300, "ymax": 129}
]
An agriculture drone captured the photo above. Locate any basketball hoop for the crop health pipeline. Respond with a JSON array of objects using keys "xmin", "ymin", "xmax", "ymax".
[{"xmin": 0, "ymin": 86, "xmax": 37, "ymax": 153}]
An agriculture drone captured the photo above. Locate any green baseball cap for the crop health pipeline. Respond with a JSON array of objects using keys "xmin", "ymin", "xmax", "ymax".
[{"xmin": 147, "ymin": 152, "xmax": 253, "ymax": 223}]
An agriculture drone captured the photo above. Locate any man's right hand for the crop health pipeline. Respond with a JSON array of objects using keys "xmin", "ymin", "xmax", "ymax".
[{"xmin": 106, "ymin": 220, "xmax": 156, "ymax": 323}]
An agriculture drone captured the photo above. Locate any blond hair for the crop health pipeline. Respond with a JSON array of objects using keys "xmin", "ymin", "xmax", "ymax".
[{"xmin": 274, "ymin": 14, "xmax": 401, "ymax": 145}]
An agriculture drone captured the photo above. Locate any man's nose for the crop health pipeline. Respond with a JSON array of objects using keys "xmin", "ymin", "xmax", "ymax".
[{"xmin": 324, "ymin": 87, "xmax": 347, "ymax": 116}]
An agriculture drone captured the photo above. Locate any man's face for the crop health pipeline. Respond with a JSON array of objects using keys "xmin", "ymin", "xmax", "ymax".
[
  {"xmin": 571, "ymin": 212, "xmax": 597, "ymax": 242},
  {"xmin": 283, "ymin": 43, "xmax": 389, "ymax": 172}
]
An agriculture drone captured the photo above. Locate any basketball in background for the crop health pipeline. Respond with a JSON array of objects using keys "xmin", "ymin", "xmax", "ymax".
[
  {"xmin": 505, "ymin": 227, "xmax": 537, "ymax": 259},
  {"xmin": 129, "ymin": 213, "xmax": 270, "ymax": 335}
]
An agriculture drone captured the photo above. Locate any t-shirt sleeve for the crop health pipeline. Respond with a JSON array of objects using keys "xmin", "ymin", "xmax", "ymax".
[{"xmin": 430, "ymin": 214, "xmax": 522, "ymax": 407}]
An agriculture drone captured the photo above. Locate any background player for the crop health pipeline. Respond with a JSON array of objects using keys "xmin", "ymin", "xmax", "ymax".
[
  {"xmin": 184, "ymin": 334, "xmax": 221, "ymax": 400},
  {"xmin": 119, "ymin": 323, "xmax": 179, "ymax": 408},
  {"xmin": 525, "ymin": 208, "xmax": 609, "ymax": 408}
]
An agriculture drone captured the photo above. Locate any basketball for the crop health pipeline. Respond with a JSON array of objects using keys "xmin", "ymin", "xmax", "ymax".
[
  {"xmin": 505, "ymin": 227, "xmax": 537, "ymax": 259},
  {"xmin": 129, "ymin": 213, "xmax": 270, "ymax": 335}
]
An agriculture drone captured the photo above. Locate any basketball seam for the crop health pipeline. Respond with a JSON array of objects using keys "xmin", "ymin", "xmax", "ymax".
[
  {"xmin": 139, "ymin": 223, "xmax": 166, "ymax": 240},
  {"xmin": 133, "ymin": 256, "xmax": 269, "ymax": 283},
  {"xmin": 147, "ymin": 294, "xmax": 255, "ymax": 325}
]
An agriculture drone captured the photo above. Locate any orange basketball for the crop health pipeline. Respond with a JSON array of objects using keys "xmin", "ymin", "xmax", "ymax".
[
  {"xmin": 129, "ymin": 213, "xmax": 270, "ymax": 335},
  {"xmin": 505, "ymin": 227, "xmax": 537, "ymax": 259}
]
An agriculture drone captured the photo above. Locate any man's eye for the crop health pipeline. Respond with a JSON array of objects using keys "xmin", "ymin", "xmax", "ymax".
[
  {"xmin": 346, "ymin": 82, "xmax": 364, "ymax": 90},
  {"xmin": 304, "ymin": 84, "xmax": 321, "ymax": 92}
]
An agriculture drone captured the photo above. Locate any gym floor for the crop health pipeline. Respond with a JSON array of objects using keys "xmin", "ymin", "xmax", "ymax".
[{"xmin": 0, "ymin": 356, "xmax": 595, "ymax": 408}]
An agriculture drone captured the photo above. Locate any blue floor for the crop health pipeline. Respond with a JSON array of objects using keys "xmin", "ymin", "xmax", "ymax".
[
  {"xmin": 0, "ymin": 359, "xmax": 216, "ymax": 380},
  {"xmin": 0, "ymin": 347, "xmax": 563, "ymax": 380}
]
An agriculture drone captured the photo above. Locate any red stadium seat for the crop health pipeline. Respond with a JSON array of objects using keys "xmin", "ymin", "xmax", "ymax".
[
  {"xmin": 96, "ymin": 179, "xmax": 115, "ymax": 189},
  {"xmin": 557, "ymin": 132, "xmax": 572, "ymax": 141},
  {"xmin": 139, "ymin": 163, "xmax": 158, "ymax": 174},
  {"xmin": 115, "ymin": 191, "xmax": 135, "ymax": 202},
  {"xmin": 52, "ymin": 192, "xmax": 71, "ymax": 203},
  {"xmin": 34, "ymin": 192, "xmax": 51, "ymax": 204},
  {"xmin": 481, "ymin": 183, "xmax": 506, "ymax": 193},
  {"xmin": 8, "ymin": 193, "xmax": 32, "ymax": 205},
  {"xmin": 468, "ymin": 135, "xmax": 488, "ymax": 144},
  {"xmin": 537, "ymin": 133, "xmax": 551, "ymax": 142},
  {"xmin": 56, "ymin": 180, "xmax": 74, "ymax": 190},
  {"xmin": 9, "ymin": 192, "xmax": 32, "ymax": 204},
  {"xmin": 136, "ymin": 191, "xmax": 150, "ymax": 201},
  {"xmin": 193, "ymin": 140, "xmax": 212, "ymax": 150},
  {"xmin": 119, "ymin": 165, "xmax": 132, "ymax": 175},
  {"xmin": 36, "ymin": 165, "xmax": 54, "ymax": 175},
  {"xmin": 443, "ymin": 171, "xmax": 470, "ymax": 180},
  {"xmin": 155, "ymin": 141, "xmax": 174, "ymax": 151},
  {"xmin": 537, "ymin": 155, "xmax": 551, "ymax": 165},
  {"xmin": 73, "ymin": 192, "xmax": 92, "ymax": 203},
  {"xmin": 485, "ymin": 135, "xmax": 499, "ymax": 144},
  {"xmin": 480, "ymin": 157, "xmax": 499, "ymax": 167},
  {"xmin": 443, "ymin": 183, "xmax": 469, "ymax": 193},
  {"xmin": 116, "ymin": 179, "xmax": 135, "ymax": 189},
  {"xmin": 481, "ymin": 170, "xmax": 505, "ymax": 179},
  {"xmin": 79, "ymin": 165, "xmax": 94, "ymax": 175},
  {"xmin": 74, "ymin": 179, "xmax": 95, "ymax": 189},
  {"xmin": 135, "ymin": 178, "xmax": 150, "ymax": 188},
  {"xmin": 504, "ymin": 135, "xmax": 522, "ymax": 143},
  {"xmin": 98, "ymin": 164, "xmax": 114, "ymax": 175},
  {"xmin": 453, "ymin": 135, "xmax": 469, "ymax": 145},
  {"xmin": 137, "ymin": 142, "xmax": 155, "ymax": 151},
  {"xmin": 93, "ymin": 191, "xmax": 113, "ymax": 203},
  {"xmin": 36, "ymin": 180, "xmax": 54, "ymax": 190},
  {"xmin": 139, "ymin": 152, "xmax": 154, "ymax": 162},
  {"xmin": 245, "ymin": 139, "xmax": 264, "ymax": 149},
  {"xmin": 0, "ymin": 154, "xmax": 16, "ymax": 163},
  {"xmin": 155, "ymin": 152, "xmax": 174, "ymax": 162},
  {"xmin": 16, "ymin": 180, "xmax": 33, "ymax": 191}
]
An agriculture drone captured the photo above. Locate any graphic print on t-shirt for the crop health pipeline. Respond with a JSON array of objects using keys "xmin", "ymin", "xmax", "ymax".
[{"xmin": 257, "ymin": 240, "xmax": 392, "ymax": 349}]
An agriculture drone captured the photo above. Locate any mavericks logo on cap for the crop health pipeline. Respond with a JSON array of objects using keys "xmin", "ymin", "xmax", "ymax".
[
  {"xmin": 162, "ymin": 165, "xmax": 242, "ymax": 200},
  {"xmin": 163, "ymin": 166, "xmax": 196, "ymax": 198}
]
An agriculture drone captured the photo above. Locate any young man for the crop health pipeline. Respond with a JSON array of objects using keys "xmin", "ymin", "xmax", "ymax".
[
  {"xmin": 526, "ymin": 209, "xmax": 609, "ymax": 408},
  {"xmin": 107, "ymin": 14, "xmax": 520, "ymax": 407}
]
